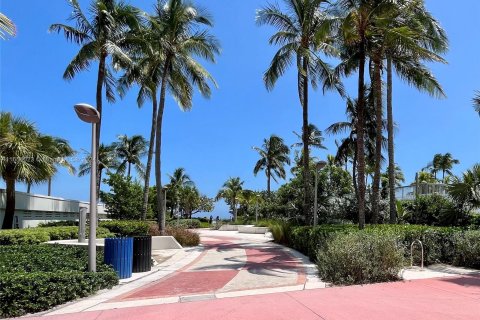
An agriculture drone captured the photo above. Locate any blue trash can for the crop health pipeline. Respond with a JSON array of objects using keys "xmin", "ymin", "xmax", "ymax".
[{"xmin": 104, "ymin": 238, "xmax": 133, "ymax": 279}]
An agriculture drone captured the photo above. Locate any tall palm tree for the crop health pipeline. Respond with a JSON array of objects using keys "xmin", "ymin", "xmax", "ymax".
[
  {"xmin": 148, "ymin": 0, "xmax": 220, "ymax": 234},
  {"xmin": 117, "ymin": 24, "xmax": 163, "ymax": 221},
  {"xmin": 0, "ymin": 112, "xmax": 55, "ymax": 229},
  {"xmin": 0, "ymin": 12, "xmax": 15, "ymax": 39},
  {"xmin": 253, "ymin": 135, "xmax": 290, "ymax": 195},
  {"xmin": 335, "ymin": 0, "xmax": 380, "ymax": 229},
  {"xmin": 216, "ymin": 177, "xmax": 244, "ymax": 222},
  {"xmin": 40, "ymin": 136, "xmax": 76, "ymax": 196},
  {"xmin": 383, "ymin": 0, "xmax": 448, "ymax": 223},
  {"xmin": 78, "ymin": 143, "xmax": 119, "ymax": 196},
  {"xmin": 257, "ymin": 0, "xmax": 341, "ymax": 221},
  {"xmin": 113, "ymin": 134, "xmax": 147, "ymax": 178},
  {"xmin": 168, "ymin": 168, "xmax": 195, "ymax": 217},
  {"xmin": 50, "ymin": 0, "xmax": 141, "ymax": 189},
  {"xmin": 327, "ymin": 91, "xmax": 384, "ymax": 198}
]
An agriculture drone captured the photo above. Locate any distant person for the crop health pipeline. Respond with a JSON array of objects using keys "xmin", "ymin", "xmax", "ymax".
[{"xmin": 209, "ymin": 215, "xmax": 213, "ymax": 225}]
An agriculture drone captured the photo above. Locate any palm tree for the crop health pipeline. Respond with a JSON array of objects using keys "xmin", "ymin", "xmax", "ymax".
[
  {"xmin": 0, "ymin": 12, "xmax": 15, "ymax": 39},
  {"xmin": 425, "ymin": 153, "xmax": 442, "ymax": 181},
  {"xmin": 425, "ymin": 153, "xmax": 458, "ymax": 182},
  {"xmin": 257, "ymin": 0, "xmax": 341, "ymax": 220},
  {"xmin": 0, "ymin": 112, "xmax": 55, "ymax": 229},
  {"xmin": 383, "ymin": 0, "xmax": 448, "ymax": 223},
  {"xmin": 473, "ymin": 92, "xmax": 480, "ymax": 116},
  {"xmin": 253, "ymin": 135, "xmax": 290, "ymax": 195},
  {"xmin": 416, "ymin": 171, "xmax": 437, "ymax": 184},
  {"xmin": 381, "ymin": 164, "xmax": 404, "ymax": 199},
  {"xmin": 113, "ymin": 134, "xmax": 147, "ymax": 178},
  {"xmin": 448, "ymin": 164, "xmax": 480, "ymax": 211},
  {"xmin": 292, "ymin": 124, "xmax": 327, "ymax": 151},
  {"xmin": 40, "ymin": 136, "xmax": 76, "ymax": 196},
  {"xmin": 334, "ymin": 0, "xmax": 381, "ymax": 229},
  {"xmin": 117, "ymin": 24, "xmax": 163, "ymax": 221},
  {"xmin": 168, "ymin": 168, "xmax": 195, "ymax": 217},
  {"xmin": 148, "ymin": 0, "xmax": 220, "ymax": 234},
  {"xmin": 216, "ymin": 177, "xmax": 244, "ymax": 222},
  {"xmin": 437, "ymin": 153, "xmax": 459, "ymax": 182},
  {"xmin": 50, "ymin": 0, "xmax": 141, "ymax": 187},
  {"xmin": 78, "ymin": 143, "xmax": 119, "ymax": 196},
  {"xmin": 327, "ymin": 91, "xmax": 384, "ymax": 198}
]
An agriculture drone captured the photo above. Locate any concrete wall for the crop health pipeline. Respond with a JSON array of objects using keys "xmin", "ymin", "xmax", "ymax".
[{"xmin": 0, "ymin": 189, "xmax": 107, "ymax": 229}]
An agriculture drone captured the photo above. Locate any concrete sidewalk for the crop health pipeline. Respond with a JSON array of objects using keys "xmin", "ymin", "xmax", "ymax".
[{"xmin": 26, "ymin": 274, "xmax": 480, "ymax": 320}]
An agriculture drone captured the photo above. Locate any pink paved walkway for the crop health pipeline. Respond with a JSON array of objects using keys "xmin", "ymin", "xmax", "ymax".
[
  {"xmin": 115, "ymin": 236, "xmax": 304, "ymax": 301},
  {"xmin": 28, "ymin": 275, "xmax": 480, "ymax": 320}
]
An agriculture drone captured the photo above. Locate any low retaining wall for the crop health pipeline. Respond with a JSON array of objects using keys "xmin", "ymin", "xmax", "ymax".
[
  {"xmin": 47, "ymin": 236, "xmax": 183, "ymax": 250},
  {"xmin": 218, "ymin": 225, "xmax": 241, "ymax": 231},
  {"xmin": 237, "ymin": 226, "xmax": 269, "ymax": 234}
]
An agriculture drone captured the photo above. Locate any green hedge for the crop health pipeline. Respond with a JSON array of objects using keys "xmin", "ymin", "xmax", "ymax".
[
  {"xmin": 452, "ymin": 230, "xmax": 480, "ymax": 269},
  {"xmin": 99, "ymin": 220, "xmax": 150, "ymax": 237},
  {"xmin": 278, "ymin": 223, "xmax": 477, "ymax": 268},
  {"xmin": 0, "ymin": 245, "xmax": 118, "ymax": 318},
  {"xmin": 0, "ymin": 226, "xmax": 114, "ymax": 245},
  {"xmin": 317, "ymin": 232, "xmax": 405, "ymax": 285}
]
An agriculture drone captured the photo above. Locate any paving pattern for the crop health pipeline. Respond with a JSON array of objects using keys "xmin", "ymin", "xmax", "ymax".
[{"xmin": 118, "ymin": 235, "xmax": 306, "ymax": 301}]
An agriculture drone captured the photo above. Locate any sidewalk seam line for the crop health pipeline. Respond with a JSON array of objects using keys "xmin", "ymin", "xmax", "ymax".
[{"xmin": 285, "ymin": 292, "xmax": 328, "ymax": 320}]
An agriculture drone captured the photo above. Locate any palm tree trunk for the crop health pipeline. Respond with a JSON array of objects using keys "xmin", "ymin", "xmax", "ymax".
[
  {"xmin": 95, "ymin": 52, "xmax": 107, "ymax": 199},
  {"xmin": 353, "ymin": 149, "xmax": 358, "ymax": 198},
  {"xmin": 267, "ymin": 169, "xmax": 271, "ymax": 195},
  {"xmin": 142, "ymin": 94, "xmax": 158, "ymax": 220},
  {"xmin": 155, "ymin": 58, "xmax": 171, "ymax": 235},
  {"xmin": 356, "ymin": 44, "xmax": 367, "ymax": 230},
  {"xmin": 372, "ymin": 58, "xmax": 383, "ymax": 224},
  {"xmin": 27, "ymin": 182, "xmax": 31, "ymax": 194},
  {"xmin": 47, "ymin": 178, "xmax": 52, "ymax": 196},
  {"xmin": 2, "ymin": 176, "xmax": 16, "ymax": 229},
  {"xmin": 127, "ymin": 163, "xmax": 131, "ymax": 178},
  {"xmin": 301, "ymin": 57, "xmax": 311, "ymax": 223},
  {"xmin": 387, "ymin": 57, "xmax": 397, "ymax": 224}
]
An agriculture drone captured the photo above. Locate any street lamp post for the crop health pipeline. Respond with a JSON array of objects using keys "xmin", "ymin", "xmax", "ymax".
[
  {"xmin": 74, "ymin": 103, "xmax": 100, "ymax": 273},
  {"xmin": 314, "ymin": 161, "xmax": 327, "ymax": 226},
  {"xmin": 255, "ymin": 193, "xmax": 261, "ymax": 224},
  {"xmin": 162, "ymin": 186, "xmax": 168, "ymax": 224}
]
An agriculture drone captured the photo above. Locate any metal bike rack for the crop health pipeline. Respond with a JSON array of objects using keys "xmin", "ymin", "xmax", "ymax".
[{"xmin": 410, "ymin": 240, "xmax": 424, "ymax": 270}]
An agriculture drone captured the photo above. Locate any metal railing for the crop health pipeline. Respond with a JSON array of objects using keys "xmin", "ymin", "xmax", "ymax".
[
  {"xmin": 410, "ymin": 240, "xmax": 424, "ymax": 270},
  {"xmin": 395, "ymin": 183, "xmax": 449, "ymax": 201}
]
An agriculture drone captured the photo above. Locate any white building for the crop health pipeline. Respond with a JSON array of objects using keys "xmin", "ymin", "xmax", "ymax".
[{"xmin": 0, "ymin": 189, "xmax": 107, "ymax": 229}]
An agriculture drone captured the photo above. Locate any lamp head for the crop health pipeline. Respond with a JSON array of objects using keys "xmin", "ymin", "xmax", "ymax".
[
  {"xmin": 74, "ymin": 103, "xmax": 100, "ymax": 124},
  {"xmin": 316, "ymin": 161, "xmax": 327, "ymax": 171}
]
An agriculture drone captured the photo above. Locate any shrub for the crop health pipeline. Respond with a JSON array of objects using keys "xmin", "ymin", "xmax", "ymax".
[
  {"xmin": 166, "ymin": 219, "xmax": 201, "ymax": 229},
  {"xmin": 165, "ymin": 226, "xmax": 200, "ymax": 247},
  {"xmin": 99, "ymin": 220, "xmax": 150, "ymax": 237},
  {"xmin": 0, "ymin": 227, "xmax": 113, "ymax": 245},
  {"xmin": 38, "ymin": 221, "xmax": 78, "ymax": 227},
  {"xmin": 269, "ymin": 221, "xmax": 292, "ymax": 245},
  {"xmin": 452, "ymin": 230, "xmax": 480, "ymax": 269},
  {"xmin": 99, "ymin": 173, "xmax": 145, "ymax": 220},
  {"xmin": 317, "ymin": 232, "xmax": 405, "ymax": 285},
  {"xmin": 0, "ymin": 245, "xmax": 118, "ymax": 318}
]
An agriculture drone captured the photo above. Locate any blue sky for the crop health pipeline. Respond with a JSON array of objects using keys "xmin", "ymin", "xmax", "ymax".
[{"xmin": 1, "ymin": 0, "xmax": 479, "ymax": 218}]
